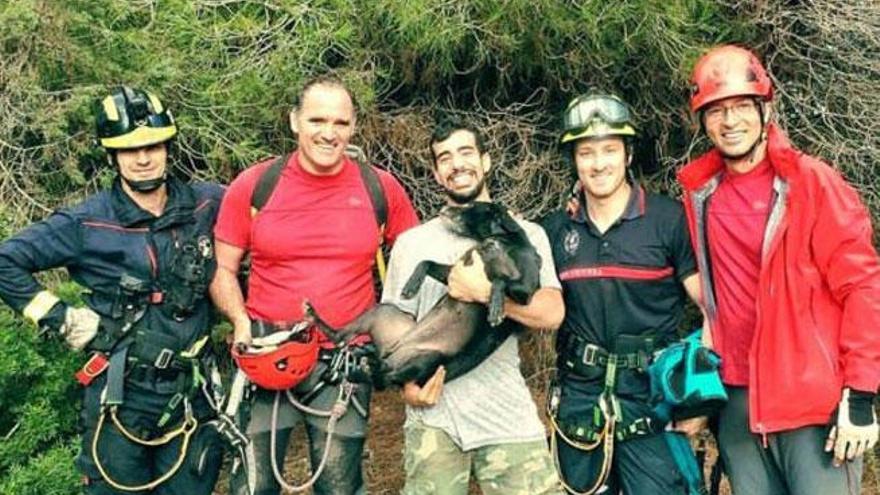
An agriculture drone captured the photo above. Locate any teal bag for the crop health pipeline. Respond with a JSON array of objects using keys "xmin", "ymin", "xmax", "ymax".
[
  {"xmin": 649, "ymin": 329, "xmax": 727, "ymax": 422},
  {"xmin": 649, "ymin": 329, "xmax": 727, "ymax": 495}
]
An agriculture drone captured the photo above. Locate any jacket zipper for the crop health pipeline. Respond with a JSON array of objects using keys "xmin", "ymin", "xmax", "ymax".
[{"xmin": 751, "ymin": 177, "xmax": 788, "ymax": 440}]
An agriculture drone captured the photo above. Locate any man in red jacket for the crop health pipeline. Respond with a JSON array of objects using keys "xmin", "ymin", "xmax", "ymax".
[{"xmin": 678, "ymin": 45, "xmax": 880, "ymax": 494}]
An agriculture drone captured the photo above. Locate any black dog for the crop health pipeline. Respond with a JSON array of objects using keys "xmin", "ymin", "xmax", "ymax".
[{"xmin": 308, "ymin": 201, "xmax": 541, "ymax": 389}]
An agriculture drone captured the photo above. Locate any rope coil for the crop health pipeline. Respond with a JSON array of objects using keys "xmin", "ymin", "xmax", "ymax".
[{"xmin": 91, "ymin": 400, "xmax": 198, "ymax": 492}]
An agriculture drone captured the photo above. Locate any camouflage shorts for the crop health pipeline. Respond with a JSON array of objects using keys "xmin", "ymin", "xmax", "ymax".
[{"xmin": 402, "ymin": 421, "xmax": 564, "ymax": 495}]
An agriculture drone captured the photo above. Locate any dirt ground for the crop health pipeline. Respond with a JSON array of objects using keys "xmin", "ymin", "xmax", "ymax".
[{"xmin": 213, "ymin": 384, "xmax": 878, "ymax": 495}]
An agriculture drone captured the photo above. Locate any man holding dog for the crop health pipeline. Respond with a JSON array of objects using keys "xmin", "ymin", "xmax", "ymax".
[
  {"xmin": 380, "ymin": 116, "xmax": 565, "ymax": 494},
  {"xmin": 542, "ymin": 92, "xmax": 706, "ymax": 494},
  {"xmin": 210, "ymin": 76, "xmax": 418, "ymax": 495},
  {"xmin": 677, "ymin": 44, "xmax": 880, "ymax": 494}
]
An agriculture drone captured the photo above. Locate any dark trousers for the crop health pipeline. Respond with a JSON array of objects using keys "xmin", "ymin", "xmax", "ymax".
[
  {"xmin": 232, "ymin": 426, "xmax": 367, "ymax": 495},
  {"xmin": 555, "ymin": 430, "xmax": 689, "ymax": 494},
  {"xmin": 76, "ymin": 379, "xmax": 223, "ymax": 495},
  {"xmin": 717, "ymin": 386, "xmax": 863, "ymax": 495},
  {"xmin": 553, "ymin": 374, "xmax": 689, "ymax": 494},
  {"xmin": 230, "ymin": 368, "xmax": 372, "ymax": 495}
]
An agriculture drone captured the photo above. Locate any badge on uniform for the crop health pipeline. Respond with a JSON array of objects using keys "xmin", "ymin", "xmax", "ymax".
[{"xmin": 563, "ymin": 228, "xmax": 580, "ymax": 256}]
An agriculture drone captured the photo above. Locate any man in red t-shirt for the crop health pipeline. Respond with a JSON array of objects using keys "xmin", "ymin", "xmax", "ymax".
[
  {"xmin": 678, "ymin": 45, "xmax": 880, "ymax": 494},
  {"xmin": 211, "ymin": 76, "xmax": 418, "ymax": 495}
]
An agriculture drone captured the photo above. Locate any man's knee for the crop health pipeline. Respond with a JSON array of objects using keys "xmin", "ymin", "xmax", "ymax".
[
  {"xmin": 402, "ymin": 423, "xmax": 470, "ymax": 495},
  {"xmin": 307, "ymin": 429, "xmax": 366, "ymax": 495},
  {"xmin": 162, "ymin": 423, "xmax": 224, "ymax": 494},
  {"xmin": 229, "ymin": 429, "xmax": 292, "ymax": 495},
  {"xmin": 77, "ymin": 426, "xmax": 152, "ymax": 494},
  {"xmin": 475, "ymin": 440, "xmax": 562, "ymax": 495}
]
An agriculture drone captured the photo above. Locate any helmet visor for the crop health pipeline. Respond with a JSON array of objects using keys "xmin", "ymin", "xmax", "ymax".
[{"xmin": 563, "ymin": 96, "xmax": 632, "ymax": 133}]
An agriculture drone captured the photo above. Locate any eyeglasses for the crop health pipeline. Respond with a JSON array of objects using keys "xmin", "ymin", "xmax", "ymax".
[
  {"xmin": 563, "ymin": 95, "xmax": 633, "ymax": 131},
  {"xmin": 703, "ymin": 99, "xmax": 760, "ymax": 124}
]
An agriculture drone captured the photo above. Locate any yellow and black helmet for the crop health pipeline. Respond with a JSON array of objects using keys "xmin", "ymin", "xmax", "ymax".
[
  {"xmin": 95, "ymin": 86, "xmax": 177, "ymax": 150},
  {"xmin": 560, "ymin": 93, "xmax": 636, "ymax": 144}
]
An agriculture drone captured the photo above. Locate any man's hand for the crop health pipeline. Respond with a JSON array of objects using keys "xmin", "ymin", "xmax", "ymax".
[
  {"xmin": 825, "ymin": 388, "xmax": 878, "ymax": 466},
  {"xmin": 231, "ymin": 315, "xmax": 253, "ymax": 348},
  {"xmin": 402, "ymin": 366, "xmax": 446, "ymax": 407},
  {"xmin": 447, "ymin": 252, "xmax": 491, "ymax": 304},
  {"xmin": 59, "ymin": 306, "xmax": 101, "ymax": 351},
  {"xmin": 673, "ymin": 416, "xmax": 708, "ymax": 438}
]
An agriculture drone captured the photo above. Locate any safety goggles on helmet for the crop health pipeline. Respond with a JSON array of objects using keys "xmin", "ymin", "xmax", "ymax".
[
  {"xmin": 560, "ymin": 94, "xmax": 636, "ymax": 143},
  {"xmin": 232, "ymin": 323, "xmax": 320, "ymax": 391},
  {"xmin": 96, "ymin": 86, "xmax": 177, "ymax": 150}
]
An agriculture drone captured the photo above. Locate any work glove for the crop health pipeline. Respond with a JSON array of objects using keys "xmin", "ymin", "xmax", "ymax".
[
  {"xmin": 824, "ymin": 388, "xmax": 878, "ymax": 466},
  {"xmin": 40, "ymin": 303, "xmax": 100, "ymax": 351}
]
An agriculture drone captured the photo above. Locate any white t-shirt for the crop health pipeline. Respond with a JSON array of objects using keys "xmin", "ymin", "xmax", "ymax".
[{"xmin": 381, "ymin": 209, "xmax": 561, "ymax": 450}]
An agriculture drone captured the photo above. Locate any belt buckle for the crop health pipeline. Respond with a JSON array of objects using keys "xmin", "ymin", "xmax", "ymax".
[
  {"xmin": 154, "ymin": 348, "xmax": 174, "ymax": 369},
  {"xmin": 582, "ymin": 344, "xmax": 600, "ymax": 366}
]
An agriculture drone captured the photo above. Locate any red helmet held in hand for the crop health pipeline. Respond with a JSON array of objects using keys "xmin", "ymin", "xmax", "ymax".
[
  {"xmin": 232, "ymin": 327, "xmax": 320, "ymax": 391},
  {"xmin": 690, "ymin": 45, "xmax": 773, "ymax": 113}
]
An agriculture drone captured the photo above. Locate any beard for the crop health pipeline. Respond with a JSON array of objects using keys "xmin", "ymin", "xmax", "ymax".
[{"xmin": 445, "ymin": 178, "xmax": 487, "ymax": 205}]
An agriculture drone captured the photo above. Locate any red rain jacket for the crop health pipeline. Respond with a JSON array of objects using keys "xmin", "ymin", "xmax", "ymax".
[{"xmin": 678, "ymin": 123, "xmax": 880, "ymax": 435}]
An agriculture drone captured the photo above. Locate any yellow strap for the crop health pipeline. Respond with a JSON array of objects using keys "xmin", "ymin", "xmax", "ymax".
[
  {"xmin": 91, "ymin": 406, "xmax": 198, "ymax": 492},
  {"xmin": 109, "ymin": 405, "xmax": 195, "ymax": 446},
  {"xmin": 375, "ymin": 225, "xmax": 387, "ymax": 283},
  {"xmin": 547, "ymin": 390, "xmax": 615, "ymax": 494},
  {"xmin": 550, "ymin": 419, "xmax": 615, "ymax": 495},
  {"xmin": 375, "ymin": 248, "xmax": 387, "ymax": 283},
  {"xmin": 181, "ymin": 335, "xmax": 209, "ymax": 359},
  {"xmin": 22, "ymin": 290, "xmax": 61, "ymax": 325}
]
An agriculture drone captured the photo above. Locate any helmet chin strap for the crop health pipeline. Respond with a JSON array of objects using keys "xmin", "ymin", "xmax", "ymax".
[
  {"xmin": 107, "ymin": 150, "xmax": 168, "ymax": 193},
  {"xmin": 121, "ymin": 174, "xmax": 167, "ymax": 193}
]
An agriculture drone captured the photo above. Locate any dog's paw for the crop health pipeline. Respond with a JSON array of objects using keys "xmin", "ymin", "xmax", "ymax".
[
  {"xmin": 401, "ymin": 278, "xmax": 421, "ymax": 299},
  {"xmin": 488, "ymin": 305, "xmax": 505, "ymax": 327}
]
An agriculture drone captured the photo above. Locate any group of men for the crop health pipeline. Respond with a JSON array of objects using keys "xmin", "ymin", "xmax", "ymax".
[{"xmin": 0, "ymin": 43, "xmax": 876, "ymax": 495}]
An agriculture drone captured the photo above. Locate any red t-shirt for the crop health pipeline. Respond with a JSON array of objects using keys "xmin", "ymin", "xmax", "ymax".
[
  {"xmin": 215, "ymin": 152, "xmax": 418, "ymax": 333},
  {"xmin": 706, "ymin": 158, "xmax": 774, "ymax": 385}
]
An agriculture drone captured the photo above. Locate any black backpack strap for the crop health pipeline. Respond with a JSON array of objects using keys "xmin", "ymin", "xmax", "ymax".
[
  {"xmin": 247, "ymin": 147, "xmax": 389, "ymax": 285},
  {"xmin": 351, "ymin": 148, "xmax": 388, "ymax": 232},
  {"xmin": 250, "ymin": 154, "xmax": 289, "ymax": 216},
  {"xmin": 346, "ymin": 145, "xmax": 389, "ymax": 286}
]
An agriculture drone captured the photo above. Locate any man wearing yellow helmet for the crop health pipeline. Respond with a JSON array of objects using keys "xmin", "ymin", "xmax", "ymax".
[
  {"xmin": 0, "ymin": 86, "xmax": 225, "ymax": 494},
  {"xmin": 542, "ymin": 93, "xmax": 706, "ymax": 494}
]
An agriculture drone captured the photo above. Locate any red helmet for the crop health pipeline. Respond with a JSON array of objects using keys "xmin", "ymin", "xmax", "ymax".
[
  {"xmin": 690, "ymin": 45, "xmax": 773, "ymax": 112},
  {"xmin": 232, "ymin": 328, "xmax": 320, "ymax": 391}
]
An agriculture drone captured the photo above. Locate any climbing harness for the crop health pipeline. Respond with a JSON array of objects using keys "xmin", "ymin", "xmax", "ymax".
[
  {"xmin": 268, "ymin": 381, "xmax": 354, "ymax": 492},
  {"xmin": 547, "ymin": 391, "xmax": 613, "ymax": 494},
  {"xmin": 266, "ymin": 339, "xmax": 370, "ymax": 492},
  {"xmin": 548, "ymin": 331, "xmax": 722, "ymax": 495},
  {"xmin": 86, "ymin": 332, "xmax": 213, "ymax": 492},
  {"xmin": 548, "ymin": 354, "xmax": 626, "ymax": 495},
  {"xmin": 226, "ymin": 323, "xmax": 373, "ymax": 493}
]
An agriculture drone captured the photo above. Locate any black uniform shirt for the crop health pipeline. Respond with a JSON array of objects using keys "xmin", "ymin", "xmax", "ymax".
[{"xmin": 543, "ymin": 184, "xmax": 697, "ymax": 354}]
